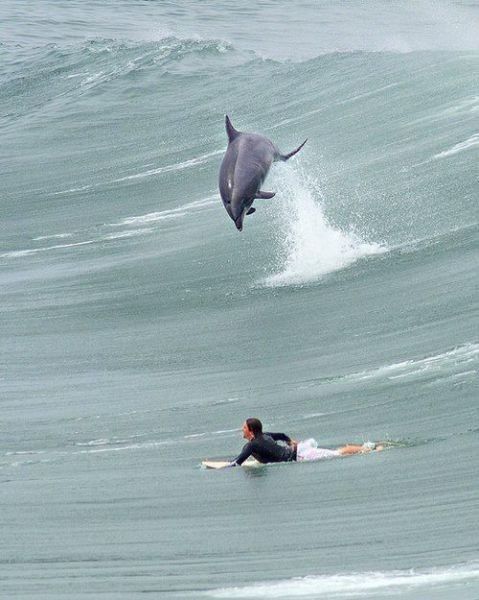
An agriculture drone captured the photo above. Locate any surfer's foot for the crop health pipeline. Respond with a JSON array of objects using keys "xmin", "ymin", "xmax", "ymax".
[{"xmin": 361, "ymin": 441, "xmax": 376, "ymax": 453}]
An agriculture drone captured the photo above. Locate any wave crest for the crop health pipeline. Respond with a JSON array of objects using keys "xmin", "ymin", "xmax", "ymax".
[{"xmin": 207, "ymin": 563, "xmax": 479, "ymax": 598}]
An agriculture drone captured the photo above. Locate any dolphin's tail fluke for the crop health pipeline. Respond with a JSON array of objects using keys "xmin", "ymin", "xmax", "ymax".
[{"xmin": 278, "ymin": 139, "xmax": 308, "ymax": 161}]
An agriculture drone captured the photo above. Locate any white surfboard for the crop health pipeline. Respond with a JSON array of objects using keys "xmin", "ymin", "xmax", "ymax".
[
  {"xmin": 202, "ymin": 444, "xmax": 386, "ymax": 469},
  {"xmin": 202, "ymin": 458, "xmax": 260, "ymax": 469}
]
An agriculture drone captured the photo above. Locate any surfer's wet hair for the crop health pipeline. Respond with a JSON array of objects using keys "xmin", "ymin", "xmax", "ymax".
[{"xmin": 246, "ymin": 418, "xmax": 263, "ymax": 436}]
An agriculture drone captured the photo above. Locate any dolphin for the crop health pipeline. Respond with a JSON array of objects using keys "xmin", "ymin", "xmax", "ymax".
[{"xmin": 218, "ymin": 116, "xmax": 307, "ymax": 231}]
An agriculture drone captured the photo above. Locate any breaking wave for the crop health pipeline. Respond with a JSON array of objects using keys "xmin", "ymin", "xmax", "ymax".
[{"xmin": 207, "ymin": 563, "xmax": 479, "ymax": 598}]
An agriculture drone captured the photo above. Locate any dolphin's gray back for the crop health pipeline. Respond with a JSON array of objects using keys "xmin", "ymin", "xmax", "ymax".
[
  {"xmin": 219, "ymin": 115, "xmax": 307, "ymax": 230},
  {"xmin": 219, "ymin": 133, "xmax": 275, "ymax": 208}
]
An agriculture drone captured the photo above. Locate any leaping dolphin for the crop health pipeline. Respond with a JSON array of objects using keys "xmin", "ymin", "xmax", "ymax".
[{"xmin": 218, "ymin": 116, "xmax": 307, "ymax": 231}]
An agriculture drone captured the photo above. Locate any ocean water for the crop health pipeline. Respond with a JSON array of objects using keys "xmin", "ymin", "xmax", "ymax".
[{"xmin": 1, "ymin": 1, "xmax": 478, "ymax": 598}]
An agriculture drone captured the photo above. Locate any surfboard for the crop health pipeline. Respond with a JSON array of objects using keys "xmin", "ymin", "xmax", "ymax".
[
  {"xmin": 202, "ymin": 444, "xmax": 386, "ymax": 469},
  {"xmin": 201, "ymin": 460, "xmax": 231, "ymax": 469},
  {"xmin": 201, "ymin": 458, "xmax": 260, "ymax": 469}
]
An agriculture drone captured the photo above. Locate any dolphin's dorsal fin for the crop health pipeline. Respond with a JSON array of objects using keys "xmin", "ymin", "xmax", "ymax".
[
  {"xmin": 246, "ymin": 207, "xmax": 256, "ymax": 215},
  {"xmin": 225, "ymin": 115, "xmax": 240, "ymax": 142}
]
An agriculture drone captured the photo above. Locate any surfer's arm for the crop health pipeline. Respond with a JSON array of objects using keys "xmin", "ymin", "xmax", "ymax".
[
  {"xmin": 266, "ymin": 432, "xmax": 291, "ymax": 442},
  {"xmin": 266, "ymin": 432, "xmax": 298, "ymax": 449},
  {"xmin": 231, "ymin": 441, "xmax": 254, "ymax": 466},
  {"xmin": 266, "ymin": 432, "xmax": 294, "ymax": 444}
]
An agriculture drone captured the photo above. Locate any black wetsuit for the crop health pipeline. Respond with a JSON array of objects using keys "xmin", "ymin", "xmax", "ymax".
[{"xmin": 232, "ymin": 432, "xmax": 297, "ymax": 465}]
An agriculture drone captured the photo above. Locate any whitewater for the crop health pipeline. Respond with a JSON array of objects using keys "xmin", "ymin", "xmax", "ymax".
[{"xmin": 1, "ymin": 1, "xmax": 478, "ymax": 598}]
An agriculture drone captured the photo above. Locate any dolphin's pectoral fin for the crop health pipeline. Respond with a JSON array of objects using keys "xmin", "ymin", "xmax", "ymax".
[
  {"xmin": 255, "ymin": 191, "xmax": 276, "ymax": 199},
  {"xmin": 246, "ymin": 207, "xmax": 256, "ymax": 215},
  {"xmin": 225, "ymin": 115, "xmax": 240, "ymax": 142}
]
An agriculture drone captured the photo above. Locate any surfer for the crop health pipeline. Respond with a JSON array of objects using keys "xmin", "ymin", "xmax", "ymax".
[{"xmin": 229, "ymin": 418, "xmax": 378, "ymax": 466}]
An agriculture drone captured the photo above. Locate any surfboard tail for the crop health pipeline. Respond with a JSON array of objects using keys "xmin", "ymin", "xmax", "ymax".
[{"xmin": 279, "ymin": 139, "xmax": 308, "ymax": 161}]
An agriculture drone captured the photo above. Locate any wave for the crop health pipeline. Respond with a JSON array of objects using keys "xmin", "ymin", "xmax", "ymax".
[
  {"xmin": 0, "ymin": 36, "xmax": 249, "ymax": 126},
  {"xmin": 260, "ymin": 164, "xmax": 386, "ymax": 287},
  {"xmin": 0, "ymin": 233, "xmax": 153, "ymax": 259},
  {"xmin": 344, "ymin": 343, "xmax": 478, "ymax": 385},
  {"xmin": 0, "ymin": 230, "xmax": 141, "ymax": 260},
  {"xmin": 433, "ymin": 132, "xmax": 479, "ymax": 159},
  {"xmin": 206, "ymin": 563, "xmax": 479, "ymax": 598},
  {"xmin": 111, "ymin": 194, "xmax": 217, "ymax": 227},
  {"xmin": 102, "ymin": 228, "xmax": 153, "ymax": 240},
  {"xmin": 184, "ymin": 428, "xmax": 238, "ymax": 440},
  {"xmin": 4, "ymin": 31, "xmax": 477, "ymax": 138},
  {"xmin": 1, "ymin": 195, "xmax": 217, "ymax": 260},
  {"xmin": 1, "ymin": 35, "xmax": 245, "ymax": 89},
  {"xmin": 74, "ymin": 439, "xmax": 172, "ymax": 454},
  {"xmin": 51, "ymin": 185, "xmax": 93, "ymax": 195},
  {"xmin": 113, "ymin": 152, "xmax": 222, "ymax": 182},
  {"xmin": 73, "ymin": 427, "xmax": 239, "ymax": 454},
  {"xmin": 8, "ymin": 31, "xmax": 476, "ymax": 116},
  {"xmin": 51, "ymin": 155, "xmax": 220, "ymax": 198},
  {"xmin": 0, "ymin": 240, "xmax": 97, "ymax": 259},
  {"xmin": 32, "ymin": 233, "xmax": 73, "ymax": 241},
  {"xmin": 292, "ymin": 343, "xmax": 478, "ymax": 396},
  {"xmin": 389, "ymin": 222, "xmax": 478, "ymax": 255}
]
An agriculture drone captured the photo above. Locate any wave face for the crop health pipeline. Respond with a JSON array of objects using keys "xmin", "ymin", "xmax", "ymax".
[{"xmin": 1, "ymin": 1, "xmax": 478, "ymax": 598}]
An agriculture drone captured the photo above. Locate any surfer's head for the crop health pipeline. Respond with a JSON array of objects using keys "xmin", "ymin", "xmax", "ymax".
[{"xmin": 243, "ymin": 418, "xmax": 263, "ymax": 440}]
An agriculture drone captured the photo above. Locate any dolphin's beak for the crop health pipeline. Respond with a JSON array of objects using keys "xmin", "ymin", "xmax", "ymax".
[{"xmin": 234, "ymin": 213, "xmax": 244, "ymax": 231}]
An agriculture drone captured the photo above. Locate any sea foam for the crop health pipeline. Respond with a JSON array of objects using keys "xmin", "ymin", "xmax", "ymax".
[
  {"xmin": 345, "ymin": 343, "xmax": 479, "ymax": 384},
  {"xmin": 207, "ymin": 563, "xmax": 479, "ymax": 598},
  {"xmin": 261, "ymin": 164, "xmax": 385, "ymax": 287},
  {"xmin": 433, "ymin": 132, "xmax": 479, "ymax": 159}
]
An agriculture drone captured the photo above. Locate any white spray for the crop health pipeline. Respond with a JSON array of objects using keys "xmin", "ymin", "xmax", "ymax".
[{"xmin": 262, "ymin": 163, "xmax": 385, "ymax": 287}]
